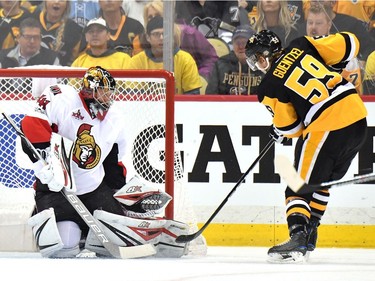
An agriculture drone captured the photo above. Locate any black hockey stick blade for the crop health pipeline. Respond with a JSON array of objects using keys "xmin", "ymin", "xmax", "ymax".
[
  {"xmin": 176, "ymin": 138, "xmax": 275, "ymax": 244},
  {"xmin": 176, "ymin": 231, "xmax": 203, "ymax": 244},
  {"xmin": 275, "ymin": 154, "xmax": 375, "ymax": 194}
]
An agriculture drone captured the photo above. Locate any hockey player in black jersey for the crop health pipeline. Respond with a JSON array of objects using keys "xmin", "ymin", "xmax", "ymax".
[{"xmin": 245, "ymin": 30, "xmax": 367, "ymax": 263}]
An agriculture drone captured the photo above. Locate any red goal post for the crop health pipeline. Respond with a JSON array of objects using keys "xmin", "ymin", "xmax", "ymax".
[{"xmin": 0, "ymin": 68, "xmax": 177, "ymax": 219}]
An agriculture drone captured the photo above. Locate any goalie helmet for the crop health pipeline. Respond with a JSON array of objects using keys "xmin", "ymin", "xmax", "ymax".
[
  {"xmin": 80, "ymin": 66, "xmax": 116, "ymax": 120},
  {"xmin": 245, "ymin": 30, "xmax": 283, "ymax": 73}
]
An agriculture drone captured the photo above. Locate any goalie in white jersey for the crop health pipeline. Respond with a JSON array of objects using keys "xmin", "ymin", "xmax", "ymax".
[{"xmin": 21, "ymin": 66, "xmax": 188, "ymax": 258}]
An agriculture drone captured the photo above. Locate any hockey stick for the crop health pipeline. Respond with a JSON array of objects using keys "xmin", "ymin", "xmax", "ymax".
[
  {"xmin": 275, "ymin": 154, "xmax": 375, "ymax": 194},
  {"xmin": 176, "ymin": 138, "xmax": 275, "ymax": 243},
  {"xmin": 0, "ymin": 110, "xmax": 156, "ymax": 259}
]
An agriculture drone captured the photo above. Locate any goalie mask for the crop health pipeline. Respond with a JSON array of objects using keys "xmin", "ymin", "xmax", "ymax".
[
  {"xmin": 245, "ymin": 30, "xmax": 283, "ymax": 73},
  {"xmin": 80, "ymin": 66, "xmax": 116, "ymax": 120}
]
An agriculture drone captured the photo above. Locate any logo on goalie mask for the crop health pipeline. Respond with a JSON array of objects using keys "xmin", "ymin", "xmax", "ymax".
[
  {"xmin": 81, "ymin": 66, "xmax": 116, "ymax": 120},
  {"xmin": 82, "ymin": 66, "xmax": 116, "ymax": 91}
]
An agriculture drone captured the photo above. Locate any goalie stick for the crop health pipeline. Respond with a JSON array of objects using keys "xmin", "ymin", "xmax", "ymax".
[
  {"xmin": 0, "ymin": 110, "xmax": 156, "ymax": 259},
  {"xmin": 176, "ymin": 138, "xmax": 275, "ymax": 243},
  {"xmin": 275, "ymin": 154, "xmax": 375, "ymax": 194}
]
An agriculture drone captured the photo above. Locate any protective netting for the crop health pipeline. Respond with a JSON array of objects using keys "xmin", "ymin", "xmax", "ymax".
[{"xmin": 0, "ymin": 114, "xmax": 34, "ymax": 189}]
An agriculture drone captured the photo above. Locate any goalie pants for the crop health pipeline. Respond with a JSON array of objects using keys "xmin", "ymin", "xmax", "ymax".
[
  {"xmin": 285, "ymin": 118, "xmax": 367, "ymax": 228},
  {"xmin": 34, "ymin": 180, "xmax": 124, "ymax": 236}
]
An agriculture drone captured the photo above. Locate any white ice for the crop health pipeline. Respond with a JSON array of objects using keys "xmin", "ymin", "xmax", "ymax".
[{"xmin": 1, "ymin": 246, "xmax": 374, "ymax": 281}]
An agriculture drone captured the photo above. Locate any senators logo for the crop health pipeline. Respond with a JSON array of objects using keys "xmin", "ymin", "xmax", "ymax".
[{"xmin": 72, "ymin": 124, "xmax": 101, "ymax": 169}]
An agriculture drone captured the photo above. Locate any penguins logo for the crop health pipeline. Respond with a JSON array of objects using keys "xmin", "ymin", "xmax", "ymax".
[{"xmin": 72, "ymin": 124, "xmax": 101, "ymax": 169}]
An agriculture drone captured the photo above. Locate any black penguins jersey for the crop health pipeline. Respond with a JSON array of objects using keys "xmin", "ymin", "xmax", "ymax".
[{"xmin": 257, "ymin": 32, "xmax": 367, "ymax": 139}]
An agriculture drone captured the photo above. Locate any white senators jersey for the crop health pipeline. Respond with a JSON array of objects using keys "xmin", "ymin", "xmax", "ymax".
[{"xmin": 22, "ymin": 84, "xmax": 127, "ymax": 195}]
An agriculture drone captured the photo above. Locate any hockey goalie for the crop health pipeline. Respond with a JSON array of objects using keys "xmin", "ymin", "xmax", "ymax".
[{"xmin": 20, "ymin": 66, "xmax": 190, "ymax": 258}]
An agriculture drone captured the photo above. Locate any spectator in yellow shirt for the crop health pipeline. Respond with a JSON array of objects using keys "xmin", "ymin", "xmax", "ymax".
[
  {"xmin": 71, "ymin": 17, "xmax": 130, "ymax": 69},
  {"xmin": 363, "ymin": 50, "xmax": 375, "ymax": 94},
  {"xmin": 127, "ymin": 16, "xmax": 201, "ymax": 95}
]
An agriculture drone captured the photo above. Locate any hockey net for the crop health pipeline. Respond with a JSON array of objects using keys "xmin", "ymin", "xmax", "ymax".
[{"xmin": 0, "ymin": 67, "xmax": 206, "ymax": 255}]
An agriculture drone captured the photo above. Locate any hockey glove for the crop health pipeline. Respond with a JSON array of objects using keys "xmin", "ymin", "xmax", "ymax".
[
  {"xmin": 330, "ymin": 61, "xmax": 348, "ymax": 74},
  {"xmin": 269, "ymin": 125, "xmax": 289, "ymax": 144},
  {"xmin": 33, "ymin": 160, "xmax": 63, "ymax": 192}
]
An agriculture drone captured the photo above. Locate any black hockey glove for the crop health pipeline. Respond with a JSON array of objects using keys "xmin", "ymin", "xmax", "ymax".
[
  {"xmin": 330, "ymin": 61, "xmax": 349, "ymax": 74},
  {"xmin": 269, "ymin": 125, "xmax": 289, "ymax": 144}
]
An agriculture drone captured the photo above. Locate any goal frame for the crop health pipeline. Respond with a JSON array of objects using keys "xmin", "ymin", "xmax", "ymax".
[{"xmin": 0, "ymin": 68, "xmax": 176, "ymax": 219}]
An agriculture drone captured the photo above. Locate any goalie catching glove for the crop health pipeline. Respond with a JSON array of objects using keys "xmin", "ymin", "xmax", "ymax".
[
  {"xmin": 114, "ymin": 175, "xmax": 172, "ymax": 218},
  {"xmin": 269, "ymin": 125, "xmax": 289, "ymax": 144}
]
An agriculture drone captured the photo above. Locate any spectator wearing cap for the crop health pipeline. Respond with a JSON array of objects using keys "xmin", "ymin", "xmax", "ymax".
[
  {"xmin": 127, "ymin": 16, "xmax": 201, "ymax": 95},
  {"xmin": 206, "ymin": 25, "xmax": 264, "ymax": 95},
  {"xmin": 71, "ymin": 17, "xmax": 130, "ymax": 69}
]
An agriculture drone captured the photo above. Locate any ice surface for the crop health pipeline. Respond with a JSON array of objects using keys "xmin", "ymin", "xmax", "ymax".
[{"xmin": 0, "ymin": 246, "xmax": 374, "ymax": 281}]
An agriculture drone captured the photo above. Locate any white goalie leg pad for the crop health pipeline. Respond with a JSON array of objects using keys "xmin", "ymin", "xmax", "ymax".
[
  {"xmin": 50, "ymin": 221, "xmax": 82, "ymax": 258},
  {"xmin": 156, "ymin": 219, "xmax": 189, "ymax": 258},
  {"xmin": 85, "ymin": 210, "xmax": 167, "ymax": 257},
  {"xmin": 85, "ymin": 210, "xmax": 188, "ymax": 258},
  {"xmin": 28, "ymin": 208, "xmax": 63, "ymax": 258}
]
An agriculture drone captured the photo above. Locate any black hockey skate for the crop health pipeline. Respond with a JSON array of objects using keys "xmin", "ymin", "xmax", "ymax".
[
  {"xmin": 307, "ymin": 219, "xmax": 320, "ymax": 251},
  {"xmin": 267, "ymin": 230, "xmax": 308, "ymax": 263}
]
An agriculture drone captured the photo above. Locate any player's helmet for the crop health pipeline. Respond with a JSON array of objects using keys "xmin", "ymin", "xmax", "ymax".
[
  {"xmin": 81, "ymin": 66, "xmax": 116, "ymax": 120},
  {"xmin": 245, "ymin": 30, "xmax": 283, "ymax": 72}
]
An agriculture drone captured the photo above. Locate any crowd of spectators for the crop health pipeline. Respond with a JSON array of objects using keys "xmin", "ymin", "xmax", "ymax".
[{"xmin": 0, "ymin": 0, "xmax": 373, "ymax": 95}]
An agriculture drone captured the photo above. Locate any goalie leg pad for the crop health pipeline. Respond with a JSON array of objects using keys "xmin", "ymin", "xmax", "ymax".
[
  {"xmin": 28, "ymin": 209, "xmax": 82, "ymax": 258},
  {"xmin": 156, "ymin": 220, "xmax": 189, "ymax": 258},
  {"xmin": 85, "ymin": 210, "xmax": 189, "ymax": 258},
  {"xmin": 85, "ymin": 210, "xmax": 168, "ymax": 257},
  {"xmin": 28, "ymin": 208, "xmax": 64, "ymax": 258}
]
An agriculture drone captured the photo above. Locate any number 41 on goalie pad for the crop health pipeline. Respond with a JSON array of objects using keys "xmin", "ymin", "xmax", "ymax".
[{"xmin": 50, "ymin": 133, "xmax": 76, "ymax": 192}]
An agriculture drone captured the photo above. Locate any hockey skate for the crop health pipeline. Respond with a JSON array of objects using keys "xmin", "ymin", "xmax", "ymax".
[
  {"xmin": 267, "ymin": 230, "xmax": 308, "ymax": 263},
  {"xmin": 307, "ymin": 219, "xmax": 320, "ymax": 252}
]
